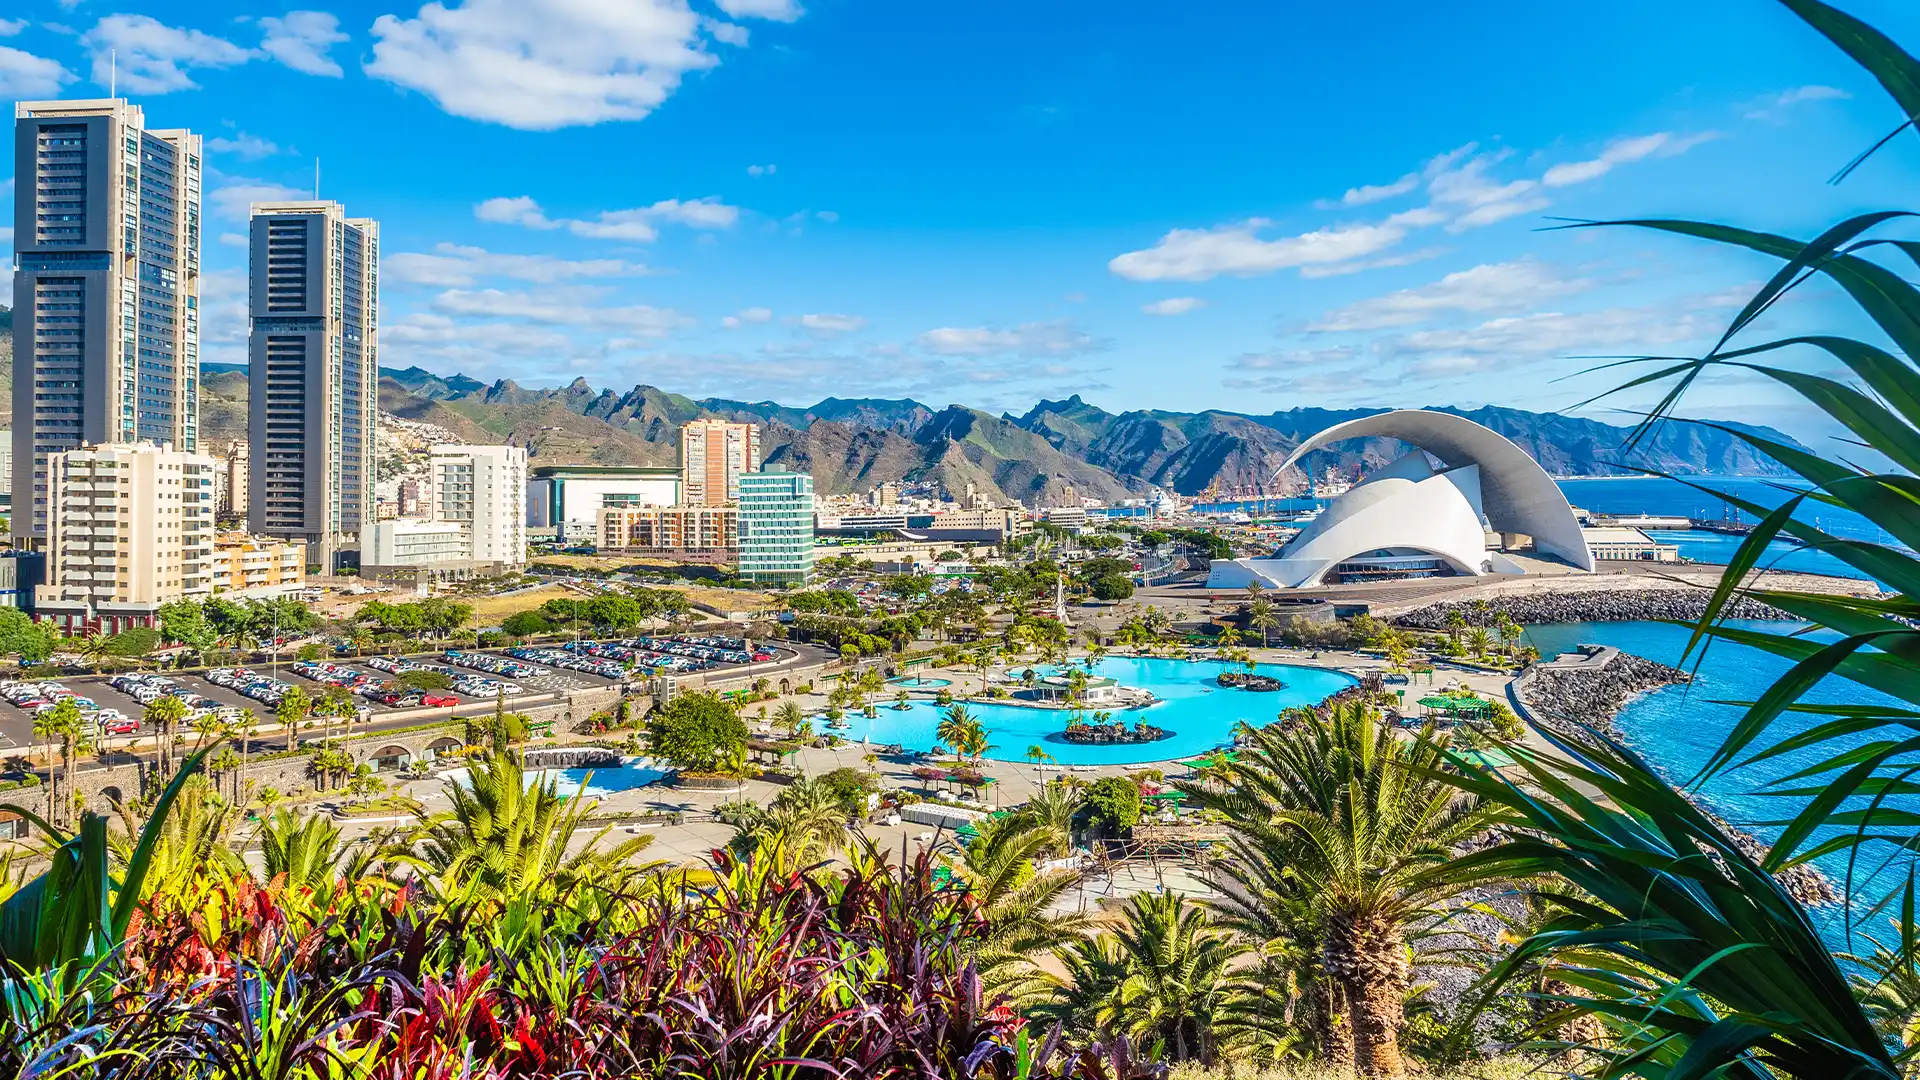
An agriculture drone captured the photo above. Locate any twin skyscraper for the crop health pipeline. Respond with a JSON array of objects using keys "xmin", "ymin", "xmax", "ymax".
[{"xmin": 11, "ymin": 98, "xmax": 378, "ymax": 571}]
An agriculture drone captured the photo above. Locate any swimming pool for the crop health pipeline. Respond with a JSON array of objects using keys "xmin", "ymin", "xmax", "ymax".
[
  {"xmin": 840, "ymin": 656, "xmax": 1356, "ymax": 765},
  {"xmin": 889, "ymin": 676, "xmax": 953, "ymax": 688},
  {"xmin": 443, "ymin": 757, "xmax": 668, "ymax": 799}
]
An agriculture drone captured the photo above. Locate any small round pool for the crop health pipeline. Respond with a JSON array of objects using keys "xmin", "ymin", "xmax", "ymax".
[
  {"xmin": 888, "ymin": 676, "xmax": 953, "ymax": 688},
  {"xmin": 842, "ymin": 656, "xmax": 1356, "ymax": 766},
  {"xmin": 443, "ymin": 756, "xmax": 667, "ymax": 799}
]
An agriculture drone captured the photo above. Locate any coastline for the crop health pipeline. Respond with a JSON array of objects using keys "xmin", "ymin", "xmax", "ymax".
[{"xmin": 1512, "ymin": 646, "xmax": 1842, "ymax": 907}]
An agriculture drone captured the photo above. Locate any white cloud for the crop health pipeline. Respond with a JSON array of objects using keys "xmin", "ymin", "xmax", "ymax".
[
  {"xmin": 796, "ymin": 312, "xmax": 867, "ymax": 336},
  {"xmin": 476, "ymin": 194, "xmax": 739, "ymax": 241},
  {"xmin": 81, "ymin": 14, "xmax": 255, "ymax": 94},
  {"xmin": 1744, "ymin": 84, "xmax": 1850, "ymax": 121},
  {"xmin": 1320, "ymin": 172, "xmax": 1418, "ymax": 209},
  {"xmin": 916, "ymin": 320, "xmax": 1100, "ymax": 357},
  {"xmin": 1141, "ymin": 297, "xmax": 1204, "ymax": 316},
  {"xmin": 474, "ymin": 195, "xmax": 557, "ymax": 229},
  {"xmin": 385, "ymin": 242, "xmax": 640, "ymax": 287},
  {"xmin": 0, "ymin": 45, "xmax": 76, "ymax": 96},
  {"xmin": 1110, "ymin": 218, "xmax": 1409, "ymax": 282},
  {"xmin": 814, "ymin": 209, "xmax": 839, "ymax": 223},
  {"xmin": 1382, "ymin": 303, "xmax": 1726, "ymax": 366},
  {"xmin": 430, "ymin": 285, "xmax": 691, "ymax": 337},
  {"xmin": 715, "ymin": 0, "xmax": 804, "ymax": 21},
  {"xmin": 1308, "ymin": 260, "xmax": 1593, "ymax": 331},
  {"xmin": 721, "ymin": 306, "xmax": 773, "ymax": 329},
  {"xmin": 206, "ymin": 131, "xmax": 283, "ymax": 159},
  {"xmin": 366, "ymin": 0, "xmax": 761, "ymax": 130},
  {"xmin": 747, "ymin": 163, "xmax": 776, "ymax": 177},
  {"xmin": 259, "ymin": 11, "xmax": 348, "ymax": 77},
  {"xmin": 196, "ymin": 269, "xmax": 250, "ymax": 366},
  {"xmin": 1298, "ymin": 246, "xmax": 1449, "ymax": 279},
  {"xmin": 0, "ymin": 18, "xmax": 27, "ymax": 36},
  {"xmin": 208, "ymin": 180, "xmax": 308, "ymax": 220},
  {"xmin": 1541, "ymin": 132, "xmax": 1718, "ymax": 188}
]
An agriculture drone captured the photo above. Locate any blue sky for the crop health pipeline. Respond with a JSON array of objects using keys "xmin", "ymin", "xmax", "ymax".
[{"xmin": 3, "ymin": 1, "xmax": 1919, "ymax": 447}]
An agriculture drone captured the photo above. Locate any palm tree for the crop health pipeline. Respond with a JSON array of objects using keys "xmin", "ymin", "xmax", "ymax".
[
  {"xmin": 1108, "ymin": 891, "xmax": 1245, "ymax": 1064},
  {"xmin": 1180, "ymin": 702, "xmax": 1496, "ymax": 1077},
  {"xmin": 1442, "ymin": 609, "xmax": 1466, "ymax": 645},
  {"xmin": 145, "ymin": 694, "xmax": 189, "ymax": 778},
  {"xmin": 276, "ymin": 685, "xmax": 311, "ymax": 752},
  {"xmin": 1216, "ymin": 625, "xmax": 1242, "ymax": 649},
  {"xmin": 209, "ymin": 745, "xmax": 243, "ymax": 804},
  {"xmin": 409, "ymin": 752, "xmax": 653, "ymax": 901},
  {"xmin": 1019, "ymin": 780, "xmax": 1082, "ymax": 856},
  {"xmin": 936, "ymin": 704, "xmax": 975, "ymax": 758},
  {"xmin": 1024, "ymin": 744, "xmax": 1054, "ymax": 769},
  {"xmin": 256, "ymin": 809, "xmax": 351, "ymax": 891},
  {"xmin": 33, "ymin": 699, "xmax": 85, "ymax": 827},
  {"xmin": 950, "ymin": 814, "xmax": 1092, "ymax": 995},
  {"xmin": 742, "ymin": 775, "xmax": 853, "ymax": 864},
  {"xmin": 1248, "ymin": 599, "xmax": 1278, "ymax": 648},
  {"xmin": 774, "ymin": 699, "xmax": 807, "ymax": 738},
  {"xmin": 112, "ymin": 774, "xmax": 244, "ymax": 891},
  {"xmin": 1464, "ymin": 625, "xmax": 1493, "ymax": 660}
]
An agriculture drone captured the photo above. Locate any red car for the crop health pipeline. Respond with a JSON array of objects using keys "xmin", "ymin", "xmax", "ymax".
[
  {"xmin": 101, "ymin": 718, "xmax": 140, "ymax": 736},
  {"xmin": 421, "ymin": 693, "xmax": 459, "ymax": 707}
]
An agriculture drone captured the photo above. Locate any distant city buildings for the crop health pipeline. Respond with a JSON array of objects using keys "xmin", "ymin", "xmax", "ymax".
[
  {"xmin": 246, "ymin": 200, "xmax": 379, "ymax": 571},
  {"xmin": 360, "ymin": 443, "xmax": 528, "ymax": 583},
  {"xmin": 12, "ymin": 99, "xmax": 203, "ymax": 544},
  {"xmin": 30, "ymin": 442, "xmax": 299, "ymax": 631},
  {"xmin": 0, "ymin": 428, "xmax": 12, "ymax": 505},
  {"xmin": 597, "ymin": 504, "xmax": 738, "ymax": 562},
  {"xmin": 526, "ymin": 464, "xmax": 678, "ymax": 541},
  {"xmin": 431, "ymin": 444, "xmax": 527, "ymax": 567},
  {"xmin": 397, "ymin": 476, "xmax": 428, "ymax": 518},
  {"xmin": 738, "ymin": 469, "xmax": 815, "ymax": 585},
  {"xmin": 222, "ymin": 440, "xmax": 248, "ymax": 517},
  {"xmin": 680, "ymin": 419, "xmax": 759, "ymax": 506}
]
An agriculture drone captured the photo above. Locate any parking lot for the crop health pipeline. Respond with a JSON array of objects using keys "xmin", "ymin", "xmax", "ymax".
[{"xmin": 0, "ymin": 634, "xmax": 798, "ymax": 757}]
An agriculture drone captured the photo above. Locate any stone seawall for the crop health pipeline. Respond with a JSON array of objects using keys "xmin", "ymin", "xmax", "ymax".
[
  {"xmin": 1396, "ymin": 589, "xmax": 1789, "ymax": 629},
  {"xmin": 1513, "ymin": 648, "xmax": 1841, "ymax": 907}
]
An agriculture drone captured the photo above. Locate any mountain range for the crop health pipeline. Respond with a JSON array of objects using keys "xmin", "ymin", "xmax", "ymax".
[
  {"xmin": 0, "ymin": 342, "xmax": 1803, "ymax": 504},
  {"xmin": 360, "ymin": 368, "xmax": 1798, "ymax": 504}
]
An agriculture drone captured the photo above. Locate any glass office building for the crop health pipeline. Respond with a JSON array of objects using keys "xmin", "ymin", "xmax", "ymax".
[{"xmin": 736, "ymin": 469, "xmax": 814, "ymax": 586}]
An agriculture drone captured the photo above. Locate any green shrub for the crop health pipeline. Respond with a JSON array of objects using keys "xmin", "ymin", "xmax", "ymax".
[{"xmin": 1082, "ymin": 776, "xmax": 1141, "ymax": 836}]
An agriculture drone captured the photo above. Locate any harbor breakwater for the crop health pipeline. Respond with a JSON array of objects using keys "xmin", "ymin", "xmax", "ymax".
[
  {"xmin": 1514, "ymin": 646, "xmax": 1841, "ymax": 907},
  {"xmin": 1395, "ymin": 588, "xmax": 1789, "ymax": 629}
]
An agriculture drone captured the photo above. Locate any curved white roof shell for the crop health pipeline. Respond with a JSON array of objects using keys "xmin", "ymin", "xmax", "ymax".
[
  {"xmin": 1277, "ymin": 410, "xmax": 1594, "ymax": 573},
  {"xmin": 1206, "ymin": 410, "xmax": 1593, "ymax": 590}
]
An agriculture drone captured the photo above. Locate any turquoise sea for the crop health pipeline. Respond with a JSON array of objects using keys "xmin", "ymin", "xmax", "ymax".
[{"xmin": 1524, "ymin": 620, "xmax": 1908, "ymax": 937}]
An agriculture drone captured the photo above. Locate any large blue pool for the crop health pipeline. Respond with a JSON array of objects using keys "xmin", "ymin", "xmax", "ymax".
[
  {"xmin": 838, "ymin": 656, "xmax": 1357, "ymax": 765},
  {"xmin": 443, "ymin": 757, "xmax": 668, "ymax": 799}
]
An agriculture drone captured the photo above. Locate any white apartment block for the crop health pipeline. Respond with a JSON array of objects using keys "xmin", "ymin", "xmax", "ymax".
[
  {"xmin": 431, "ymin": 444, "xmax": 527, "ymax": 568},
  {"xmin": 36, "ymin": 442, "xmax": 217, "ymax": 633}
]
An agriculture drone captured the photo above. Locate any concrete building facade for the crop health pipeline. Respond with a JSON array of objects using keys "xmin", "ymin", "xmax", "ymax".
[
  {"xmin": 680, "ymin": 419, "xmax": 759, "ymax": 506},
  {"xmin": 12, "ymin": 99, "xmax": 203, "ymax": 542},
  {"xmin": 222, "ymin": 439, "xmax": 248, "ymax": 516},
  {"xmin": 526, "ymin": 464, "xmax": 678, "ymax": 532},
  {"xmin": 431, "ymin": 444, "xmax": 527, "ymax": 568},
  {"xmin": 597, "ymin": 504, "xmax": 738, "ymax": 561},
  {"xmin": 35, "ymin": 442, "xmax": 217, "ymax": 632},
  {"xmin": 246, "ymin": 200, "xmax": 378, "ymax": 570},
  {"xmin": 738, "ymin": 470, "xmax": 814, "ymax": 585}
]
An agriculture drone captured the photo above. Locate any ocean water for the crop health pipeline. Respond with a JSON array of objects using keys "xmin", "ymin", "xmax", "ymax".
[{"xmin": 1523, "ymin": 620, "xmax": 1910, "ymax": 937}]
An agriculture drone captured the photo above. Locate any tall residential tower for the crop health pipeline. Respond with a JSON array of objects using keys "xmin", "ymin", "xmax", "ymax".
[
  {"xmin": 10, "ymin": 99, "xmax": 202, "ymax": 542},
  {"xmin": 679, "ymin": 418, "xmax": 759, "ymax": 506},
  {"xmin": 246, "ymin": 200, "xmax": 378, "ymax": 570}
]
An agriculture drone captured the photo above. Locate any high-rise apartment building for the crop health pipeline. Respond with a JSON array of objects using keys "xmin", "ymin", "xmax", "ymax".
[
  {"xmin": 246, "ymin": 200, "xmax": 378, "ymax": 570},
  {"xmin": 679, "ymin": 419, "xmax": 759, "ymax": 506},
  {"xmin": 222, "ymin": 439, "xmax": 248, "ymax": 516},
  {"xmin": 737, "ymin": 469, "xmax": 815, "ymax": 586},
  {"xmin": 11, "ymin": 99, "xmax": 202, "ymax": 542},
  {"xmin": 430, "ymin": 444, "xmax": 527, "ymax": 568},
  {"xmin": 35, "ymin": 441, "xmax": 217, "ymax": 633}
]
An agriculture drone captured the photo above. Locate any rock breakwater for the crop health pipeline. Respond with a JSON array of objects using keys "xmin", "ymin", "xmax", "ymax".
[
  {"xmin": 1395, "ymin": 589, "xmax": 1789, "ymax": 629},
  {"xmin": 1516, "ymin": 647, "xmax": 1841, "ymax": 908}
]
